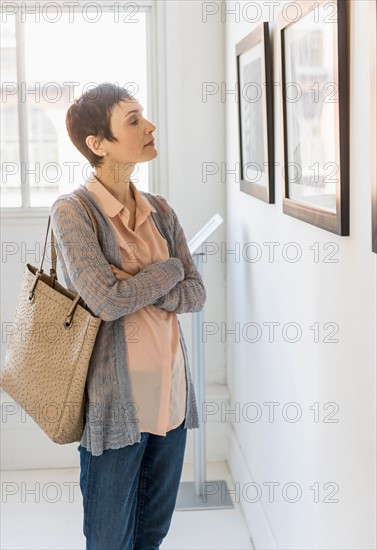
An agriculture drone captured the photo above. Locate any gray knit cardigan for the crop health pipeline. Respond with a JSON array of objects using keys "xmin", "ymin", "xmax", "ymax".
[{"xmin": 50, "ymin": 184, "xmax": 206, "ymax": 456}]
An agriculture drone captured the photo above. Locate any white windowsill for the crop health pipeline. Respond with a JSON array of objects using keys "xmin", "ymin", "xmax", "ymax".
[{"xmin": 1, "ymin": 207, "xmax": 51, "ymax": 221}]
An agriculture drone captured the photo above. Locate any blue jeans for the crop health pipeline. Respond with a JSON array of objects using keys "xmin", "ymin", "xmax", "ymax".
[{"xmin": 78, "ymin": 420, "xmax": 187, "ymax": 550}]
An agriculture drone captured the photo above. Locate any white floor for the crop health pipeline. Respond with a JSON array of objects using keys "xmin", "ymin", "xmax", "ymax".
[{"xmin": 1, "ymin": 461, "xmax": 254, "ymax": 550}]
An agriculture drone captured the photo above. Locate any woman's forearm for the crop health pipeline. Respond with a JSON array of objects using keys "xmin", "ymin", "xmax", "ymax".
[{"xmin": 152, "ymin": 202, "xmax": 207, "ymax": 314}]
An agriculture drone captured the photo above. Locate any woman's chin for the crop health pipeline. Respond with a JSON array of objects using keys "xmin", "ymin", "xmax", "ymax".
[
  {"xmin": 145, "ymin": 147, "xmax": 158, "ymax": 158},
  {"xmin": 135, "ymin": 148, "xmax": 158, "ymax": 164}
]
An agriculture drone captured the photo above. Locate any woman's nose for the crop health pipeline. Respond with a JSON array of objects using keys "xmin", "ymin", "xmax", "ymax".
[{"xmin": 146, "ymin": 120, "xmax": 156, "ymax": 132}]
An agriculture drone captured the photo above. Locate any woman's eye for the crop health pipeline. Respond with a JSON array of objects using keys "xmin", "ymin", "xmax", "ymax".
[{"xmin": 131, "ymin": 119, "xmax": 138, "ymax": 125}]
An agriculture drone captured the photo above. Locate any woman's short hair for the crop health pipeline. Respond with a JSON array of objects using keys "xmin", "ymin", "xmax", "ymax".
[{"xmin": 66, "ymin": 82, "xmax": 135, "ymax": 168}]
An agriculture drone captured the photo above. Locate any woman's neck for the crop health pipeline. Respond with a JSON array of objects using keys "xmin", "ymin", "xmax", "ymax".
[{"xmin": 94, "ymin": 162, "xmax": 136, "ymax": 206}]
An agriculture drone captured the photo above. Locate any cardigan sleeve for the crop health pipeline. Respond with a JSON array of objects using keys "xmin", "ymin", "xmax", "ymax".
[
  {"xmin": 50, "ymin": 196, "xmax": 185, "ymax": 322},
  {"xmin": 152, "ymin": 199, "xmax": 207, "ymax": 314}
]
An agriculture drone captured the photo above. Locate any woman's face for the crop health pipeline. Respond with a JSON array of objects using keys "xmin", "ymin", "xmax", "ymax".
[{"xmin": 100, "ymin": 100, "xmax": 157, "ymax": 165}]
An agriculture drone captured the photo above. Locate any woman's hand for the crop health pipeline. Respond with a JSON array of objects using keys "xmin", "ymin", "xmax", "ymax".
[{"xmin": 110, "ymin": 264, "xmax": 134, "ymax": 281}]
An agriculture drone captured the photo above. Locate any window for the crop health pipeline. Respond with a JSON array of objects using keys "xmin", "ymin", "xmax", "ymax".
[{"xmin": 0, "ymin": 2, "xmax": 152, "ymax": 210}]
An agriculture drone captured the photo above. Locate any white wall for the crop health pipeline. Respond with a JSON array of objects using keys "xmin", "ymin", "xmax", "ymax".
[
  {"xmin": 164, "ymin": 0, "xmax": 226, "ymax": 388},
  {"xmin": 225, "ymin": 1, "xmax": 376, "ymax": 549},
  {"xmin": 0, "ymin": 0, "xmax": 227, "ymax": 469}
]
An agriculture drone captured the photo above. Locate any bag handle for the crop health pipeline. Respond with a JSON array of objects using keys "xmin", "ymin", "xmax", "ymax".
[
  {"xmin": 29, "ymin": 194, "xmax": 99, "ymax": 306},
  {"xmin": 38, "ymin": 193, "xmax": 99, "ymax": 279}
]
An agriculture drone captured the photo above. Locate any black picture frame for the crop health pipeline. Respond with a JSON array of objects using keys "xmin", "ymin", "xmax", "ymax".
[
  {"xmin": 371, "ymin": 0, "xmax": 377, "ymax": 253},
  {"xmin": 278, "ymin": 0, "xmax": 349, "ymax": 235},
  {"xmin": 236, "ymin": 22, "xmax": 274, "ymax": 203}
]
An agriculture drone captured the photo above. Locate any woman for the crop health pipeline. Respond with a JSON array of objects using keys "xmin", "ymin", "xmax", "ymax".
[{"xmin": 50, "ymin": 82, "xmax": 207, "ymax": 549}]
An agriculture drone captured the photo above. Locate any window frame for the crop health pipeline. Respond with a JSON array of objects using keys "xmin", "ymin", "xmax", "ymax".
[{"xmin": 0, "ymin": 0, "xmax": 168, "ymax": 219}]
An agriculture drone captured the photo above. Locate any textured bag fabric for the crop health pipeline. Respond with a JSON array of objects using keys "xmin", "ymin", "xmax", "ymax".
[{"xmin": 0, "ymin": 195, "xmax": 102, "ymax": 444}]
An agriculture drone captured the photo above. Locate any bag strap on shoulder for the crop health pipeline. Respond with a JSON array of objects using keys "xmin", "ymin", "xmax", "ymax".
[{"xmin": 40, "ymin": 193, "xmax": 99, "ymax": 282}]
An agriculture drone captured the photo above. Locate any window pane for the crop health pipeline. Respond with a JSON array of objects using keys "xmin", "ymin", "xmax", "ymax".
[
  {"xmin": 23, "ymin": 9, "xmax": 148, "ymax": 207},
  {"xmin": 1, "ymin": 17, "xmax": 21, "ymax": 207}
]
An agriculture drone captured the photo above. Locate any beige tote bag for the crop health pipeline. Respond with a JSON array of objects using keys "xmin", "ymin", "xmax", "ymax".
[{"xmin": 0, "ymin": 194, "xmax": 102, "ymax": 444}]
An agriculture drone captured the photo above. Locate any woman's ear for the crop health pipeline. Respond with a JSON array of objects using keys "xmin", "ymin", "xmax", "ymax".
[{"xmin": 86, "ymin": 135, "xmax": 106, "ymax": 157}]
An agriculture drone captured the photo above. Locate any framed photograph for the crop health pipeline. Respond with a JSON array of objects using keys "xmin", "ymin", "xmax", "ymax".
[
  {"xmin": 278, "ymin": 0, "xmax": 349, "ymax": 235},
  {"xmin": 236, "ymin": 22, "xmax": 274, "ymax": 203},
  {"xmin": 371, "ymin": 0, "xmax": 377, "ymax": 253}
]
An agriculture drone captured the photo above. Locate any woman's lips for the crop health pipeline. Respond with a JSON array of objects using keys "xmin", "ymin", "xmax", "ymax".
[{"xmin": 145, "ymin": 141, "xmax": 155, "ymax": 146}]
